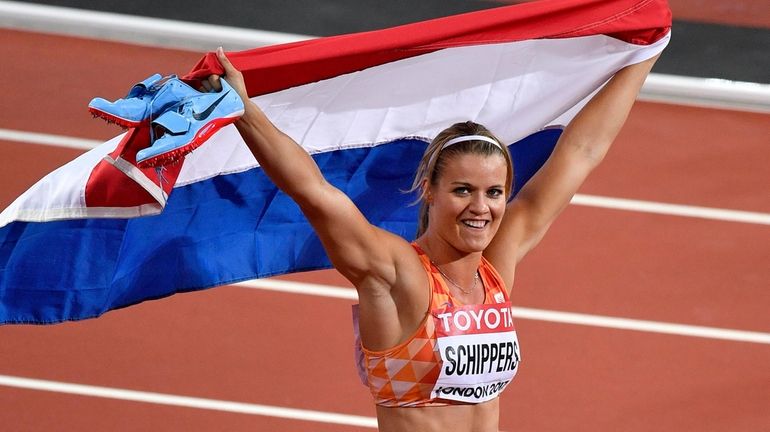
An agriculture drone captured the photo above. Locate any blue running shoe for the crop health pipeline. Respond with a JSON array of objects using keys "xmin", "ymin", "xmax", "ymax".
[
  {"xmin": 88, "ymin": 74, "xmax": 201, "ymax": 128},
  {"xmin": 136, "ymin": 78, "xmax": 245, "ymax": 168}
]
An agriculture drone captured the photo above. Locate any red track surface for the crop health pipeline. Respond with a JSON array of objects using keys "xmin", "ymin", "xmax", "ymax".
[{"xmin": 1, "ymin": 29, "xmax": 769, "ymax": 431}]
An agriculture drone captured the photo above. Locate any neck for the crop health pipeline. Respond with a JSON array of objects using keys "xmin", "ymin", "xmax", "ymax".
[{"xmin": 415, "ymin": 234, "xmax": 482, "ymax": 284}]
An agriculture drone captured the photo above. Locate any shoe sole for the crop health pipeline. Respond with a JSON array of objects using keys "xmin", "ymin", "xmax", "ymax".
[
  {"xmin": 135, "ymin": 109, "xmax": 244, "ymax": 168},
  {"xmin": 88, "ymin": 106, "xmax": 149, "ymax": 129}
]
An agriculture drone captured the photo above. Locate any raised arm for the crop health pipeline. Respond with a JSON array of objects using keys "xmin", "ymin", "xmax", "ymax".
[
  {"xmin": 484, "ymin": 55, "xmax": 660, "ymax": 287},
  {"xmin": 210, "ymin": 48, "xmax": 421, "ymax": 295}
]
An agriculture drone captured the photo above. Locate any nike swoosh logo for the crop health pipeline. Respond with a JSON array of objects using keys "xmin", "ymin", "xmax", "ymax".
[{"xmin": 192, "ymin": 91, "xmax": 229, "ymax": 121}]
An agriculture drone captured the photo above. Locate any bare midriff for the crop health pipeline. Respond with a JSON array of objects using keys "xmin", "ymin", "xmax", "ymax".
[{"xmin": 375, "ymin": 398, "xmax": 500, "ymax": 432}]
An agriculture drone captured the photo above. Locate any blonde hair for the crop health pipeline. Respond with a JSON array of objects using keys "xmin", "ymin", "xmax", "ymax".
[{"xmin": 409, "ymin": 121, "xmax": 514, "ymax": 237}]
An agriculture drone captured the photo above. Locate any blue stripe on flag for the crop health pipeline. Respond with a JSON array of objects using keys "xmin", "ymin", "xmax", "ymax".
[{"xmin": 0, "ymin": 130, "xmax": 560, "ymax": 324}]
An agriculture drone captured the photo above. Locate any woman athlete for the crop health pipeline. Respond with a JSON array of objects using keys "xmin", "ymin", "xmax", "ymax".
[{"xmin": 204, "ymin": 47, "xmax": 659, "ymax": 431}]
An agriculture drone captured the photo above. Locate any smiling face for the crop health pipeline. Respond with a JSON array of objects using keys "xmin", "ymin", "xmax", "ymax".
[{"xmin": 424, "ymin": 152, "xmax": 508, "ymax": 254}]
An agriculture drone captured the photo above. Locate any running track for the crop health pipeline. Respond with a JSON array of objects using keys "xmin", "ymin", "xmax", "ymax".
[{"xmin": 1, "ymin": 25, "xmax": 769, "ymax": 432}]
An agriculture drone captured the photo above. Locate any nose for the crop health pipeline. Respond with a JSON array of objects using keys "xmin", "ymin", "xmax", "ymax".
[{"xmin": 468, "ymin": 192, "xmax": 489, "ymax": 215}]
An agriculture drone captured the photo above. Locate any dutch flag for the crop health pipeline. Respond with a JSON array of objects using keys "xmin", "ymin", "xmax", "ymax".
[{"xmin": 0, "ymin": 0, "xmax": 671, "ymax": 324}]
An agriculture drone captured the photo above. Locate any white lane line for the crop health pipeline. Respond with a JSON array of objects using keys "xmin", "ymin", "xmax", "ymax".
[
  {"xmin": 570, "ymin": 194, "xmax": 770, "ymax": 225},
  {"xmin": 0, "ymin": 374, "xmax": 378, "ymax": 428},
  {"xmin": 239, "ymin": 278, "xmax": 358, "ymax": 299},
  {"xmin": 509, "ymin": 307, "xmax": 770, "ymax": 345},
  {"xmin": 1, "ymin": 0, "xmax": 769, "ymax": 112},
  {"xmin": 3, "ymin": 127, "xmax": 770, "ymax": 227},
  {"xmin": 0, "ymin": 128, "xmax": 101, "ymax": 150},
  {"xmin": 235, "ymin": 279, "xmax": 770, "ymax": 345}
]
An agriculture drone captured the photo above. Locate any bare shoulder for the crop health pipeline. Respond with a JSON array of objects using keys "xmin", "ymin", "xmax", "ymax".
[
  {"xmin": 357, "ymin": 228, "xmax": 428, "ymax": 300},
  {"xmin": 354, "ymin": 229, "xmax": 432, "ymax": 350}
]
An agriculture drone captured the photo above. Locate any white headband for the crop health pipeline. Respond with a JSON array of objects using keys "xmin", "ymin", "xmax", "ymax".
[{"xmin": 441, "ymin": 134, "xmax": 503, "ymax": 150}]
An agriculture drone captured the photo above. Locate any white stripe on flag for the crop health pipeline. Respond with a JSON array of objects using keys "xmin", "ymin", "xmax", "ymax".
[{"xmin": 178, "ymin": 33, "xmax": 668, "ymax": 186}]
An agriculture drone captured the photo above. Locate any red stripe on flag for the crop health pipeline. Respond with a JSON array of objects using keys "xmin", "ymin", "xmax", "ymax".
[{"xmin": 184, "ymin": 0, "xmax": 670, "ymax": 96}]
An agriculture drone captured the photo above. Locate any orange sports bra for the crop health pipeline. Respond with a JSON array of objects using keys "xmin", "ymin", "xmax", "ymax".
[{"xmin": 352, "ymin": 244, "xmax": 521, "ymax": 407}]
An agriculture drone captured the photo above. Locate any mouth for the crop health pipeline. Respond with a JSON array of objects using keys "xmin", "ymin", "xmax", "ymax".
[{"xmin": 461, "ymin": 219, "xmax": 489, "ymax": 229}]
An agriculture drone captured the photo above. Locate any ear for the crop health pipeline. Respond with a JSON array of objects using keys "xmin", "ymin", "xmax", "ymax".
[{"xmin": 421, "ymin": 178, "xmax": 433, "ymax": 203}]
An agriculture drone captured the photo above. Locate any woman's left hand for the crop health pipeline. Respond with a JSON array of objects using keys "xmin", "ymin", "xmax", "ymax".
[{"xmin": 199, "ymin": 47, "xmax": 249, "ymax": 102}]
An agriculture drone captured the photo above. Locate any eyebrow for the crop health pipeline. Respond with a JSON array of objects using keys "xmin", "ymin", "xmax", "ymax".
[{"xmin": 450, "ymin": 181, "xmax": 505, "ymax": 189}]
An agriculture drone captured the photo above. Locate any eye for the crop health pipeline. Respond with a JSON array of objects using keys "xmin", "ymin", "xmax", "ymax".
[
  {"xmin": 487, "ymin": 188, "xmax": 504, "ymax": 198},
  {"xmin": 453, "ymin": 186, "xmax": 471, "ymax": 195}
]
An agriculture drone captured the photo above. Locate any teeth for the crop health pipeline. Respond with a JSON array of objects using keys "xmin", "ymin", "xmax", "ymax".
[{"xmin": 463, "ymin": 220, "xmax": 486, "ymax": 228}]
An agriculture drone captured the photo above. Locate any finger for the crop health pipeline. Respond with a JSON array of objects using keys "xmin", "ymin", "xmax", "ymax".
[
  {"xmin": 200, "ymin": 80, "xmax": 212, "ymax": 92},
  {"xmin": 215, "ymin": 46, "xmax": 249, "ymax": 99},
  {"xmin": 207, "ymin": 75, "xmax": 222, "ymax": 92},
  {"xmin": 216, "ymin": 46, "xmax": 237, "ymax": 74}
]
